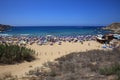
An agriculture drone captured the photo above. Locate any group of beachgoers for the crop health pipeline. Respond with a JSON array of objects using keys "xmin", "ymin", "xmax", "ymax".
[
  {"xmin": 0, "ymin": 34, "xmax": 120, "ymax": 49},
  {"xmin": 0, "ymin": 35, "xmax": 96, "ymax": 46}
]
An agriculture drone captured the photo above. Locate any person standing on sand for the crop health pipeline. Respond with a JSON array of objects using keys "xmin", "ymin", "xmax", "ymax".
[{"xmin": 88, "ymin": 43, "xmax": 90, "ymax": 46}]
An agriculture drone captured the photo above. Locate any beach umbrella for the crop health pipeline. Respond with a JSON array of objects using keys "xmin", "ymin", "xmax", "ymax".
[
  {"xmin": 38, "ymin": 42, "xmax": 42, "ymax": 45},
  {"xmin": 8, "ymin": 41, "xmax": 13, "ymax": 44},
  {"xmin": 20, "ymin": 40, "xmax": 26, "ymax": 45}
]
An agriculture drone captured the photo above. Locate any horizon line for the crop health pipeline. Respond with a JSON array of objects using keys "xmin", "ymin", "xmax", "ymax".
[{"xmin": 13, "ymin": 25, "xmax": 105, "ymax": 27}]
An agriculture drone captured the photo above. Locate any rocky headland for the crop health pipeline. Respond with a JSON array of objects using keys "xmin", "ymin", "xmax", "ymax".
[
  {"xmin": 103, "ymin": 22, "xmax": 120, "ymax": 33},
  {"xmin": 0, "ymin": 24, "xmax": 11, "ymax": 32}
]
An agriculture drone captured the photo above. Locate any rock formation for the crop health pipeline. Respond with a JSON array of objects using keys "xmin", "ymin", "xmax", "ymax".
[
  {"xmin": 103, "ymin": 23, "xmax": 120, "ymax": 33},
  {"xmin": 0, "ymin": 24, "xmax": 11, "ymax": 32}
]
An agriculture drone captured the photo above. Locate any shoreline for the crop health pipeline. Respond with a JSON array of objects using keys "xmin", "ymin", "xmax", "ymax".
[
  {"xmin": 0, "ymin": 35, "xmax": 97, "ymax": 47},
  {"xmin": 0, "ymin": 26, "xmax": 111, "ymax": 37}
]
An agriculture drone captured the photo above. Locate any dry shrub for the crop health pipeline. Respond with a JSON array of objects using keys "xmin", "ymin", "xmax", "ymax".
[{"xmin": 26, "ymin": 47, "xmax": 120, "ymax": 80}]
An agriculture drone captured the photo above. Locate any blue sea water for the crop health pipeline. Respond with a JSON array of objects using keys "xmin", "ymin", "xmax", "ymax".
[{"xmin": 0, "ymin": 26, "xmax": 111, "ymax": 36}]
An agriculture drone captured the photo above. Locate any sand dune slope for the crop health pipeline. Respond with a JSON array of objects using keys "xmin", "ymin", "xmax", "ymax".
[{"xmin": 0, "ymin": 41, "xmax": 102, "ymax": 77}]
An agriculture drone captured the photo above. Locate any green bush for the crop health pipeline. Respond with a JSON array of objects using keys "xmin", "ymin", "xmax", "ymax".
[{"xmin": 0, "ymin": 44, "xmax": 35, "ymax": 64}]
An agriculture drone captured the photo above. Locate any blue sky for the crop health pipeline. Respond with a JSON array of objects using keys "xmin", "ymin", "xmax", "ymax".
[{"xmin": 0, "ymin": 0, "xmax": 120, "ymax": 26}]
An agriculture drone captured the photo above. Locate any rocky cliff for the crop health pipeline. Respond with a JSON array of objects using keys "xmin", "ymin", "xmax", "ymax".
[{"xmin": 103, "ymin": 23, "xmax": 120, "ymax": 33}]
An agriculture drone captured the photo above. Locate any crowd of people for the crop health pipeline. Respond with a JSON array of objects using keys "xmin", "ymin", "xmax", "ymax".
[{"xmin": 0, "ymin": 35, "xmax": 96, "ymax": 46}]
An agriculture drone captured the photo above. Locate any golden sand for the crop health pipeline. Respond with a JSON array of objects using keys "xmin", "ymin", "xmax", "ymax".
[{"xmin": 0, "ymin": 41, "xmax": 102, "ymax": 77}]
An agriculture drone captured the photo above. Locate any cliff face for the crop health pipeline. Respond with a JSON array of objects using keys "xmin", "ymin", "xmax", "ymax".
[
  {"xmin": 0, "ymin": 24, "xmax": 11, "ymax": 32},
  {"xmin": 103, "ymin": 23, "xmax": 120, "ymax": 33}
]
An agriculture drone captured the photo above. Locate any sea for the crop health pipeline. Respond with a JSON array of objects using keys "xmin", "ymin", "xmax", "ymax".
[{"xmin": 0, "ymin": 26, "xmax": 111, "ymax": 37}]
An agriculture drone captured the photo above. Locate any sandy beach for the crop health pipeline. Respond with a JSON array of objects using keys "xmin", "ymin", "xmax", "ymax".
[{"xmin": 0, "ymin": 41, "xmax": 103, "ymax": 77}]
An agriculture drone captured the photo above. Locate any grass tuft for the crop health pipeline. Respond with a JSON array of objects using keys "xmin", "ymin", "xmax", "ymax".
[
  {"xmin": 99, "ymin": 63, "xmax": 120, "ymax": 80},
  {"xmin": 0, "ymin": 44, "xmax": 35, "ymax": 64}
]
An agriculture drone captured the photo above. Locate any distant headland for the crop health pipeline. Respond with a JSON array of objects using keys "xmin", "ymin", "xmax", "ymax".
[
  {"xmin": 103, "ymin": 22, "xmax": 120, "ymax": 34},
  {"xmin": 0, "ymin": 24, "xmax": 12, "ymax": 32}
]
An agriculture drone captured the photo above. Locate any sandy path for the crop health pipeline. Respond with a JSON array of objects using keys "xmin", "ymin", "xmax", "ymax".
[{"xmin": 0, "ymin": 41, "xmax": 102, "ymax": 77}]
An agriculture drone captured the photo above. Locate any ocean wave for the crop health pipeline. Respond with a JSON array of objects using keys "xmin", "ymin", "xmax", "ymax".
[
  {"xmin": 20, "ymin": 34, "xmax": 30, "ymax": 36},
  {"xmin": 0, "ymin": 34, "xmax": 12, "ymax": 36}
]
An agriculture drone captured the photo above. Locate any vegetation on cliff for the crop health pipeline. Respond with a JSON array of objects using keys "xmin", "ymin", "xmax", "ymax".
[
  {"xmin": 103, "ymin": 22, "xmax": 120, "ymax": 33},
  {"xmin": 0, "ymin": 24, "xmax": 11, "ymax": 32}
]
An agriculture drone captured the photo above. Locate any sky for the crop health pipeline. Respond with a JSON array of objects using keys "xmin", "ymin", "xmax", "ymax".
[{"xmin": 0, "ymin": 0, "xmax": 120, "ymax": 26}]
